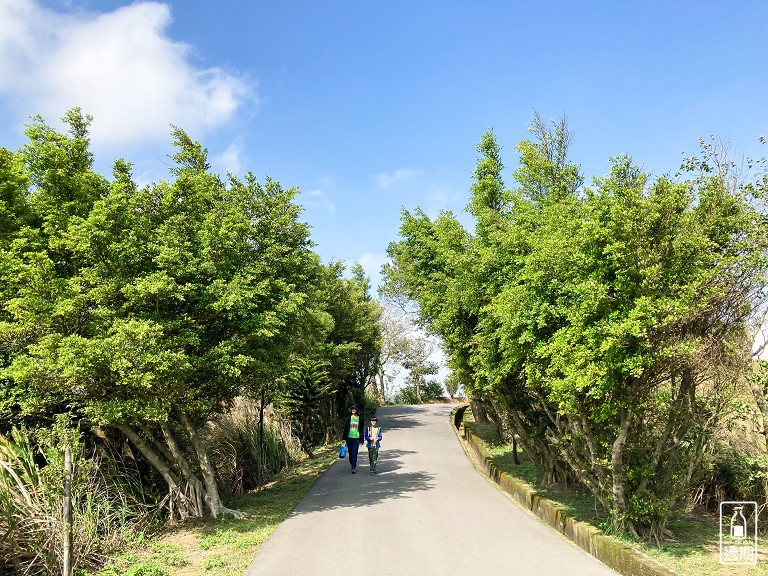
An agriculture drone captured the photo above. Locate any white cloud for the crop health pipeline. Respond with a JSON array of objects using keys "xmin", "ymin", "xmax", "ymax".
[
  {"xmin": 375, "ymin": 168, "xmax": 422, "ymax": 189},
  {"xmin": 0, "ymin": 0, "xmax": 252, "ymax": 146},
  {"xmin": 301, "ymin": 189, "xmax": 335, "ymax": 214},
  {"xmin": 213, "ymin": 143, "xmax": 243, "ymax": 176}
]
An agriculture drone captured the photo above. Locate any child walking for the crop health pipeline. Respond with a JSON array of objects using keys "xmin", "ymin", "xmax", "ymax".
[{"xmin": 364, "ymin": 416, "xmax": 383, "ymax": 475}]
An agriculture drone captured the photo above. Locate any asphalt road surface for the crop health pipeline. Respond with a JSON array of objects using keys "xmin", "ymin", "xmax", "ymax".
[{"xmin": 244, "ymin": 403, "xmax": 619, "ymax": 576}]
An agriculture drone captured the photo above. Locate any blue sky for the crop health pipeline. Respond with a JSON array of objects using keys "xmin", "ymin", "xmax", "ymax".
[{"xmin": 2, "ymin": 0, "xmax": 768, "ymax": 291}]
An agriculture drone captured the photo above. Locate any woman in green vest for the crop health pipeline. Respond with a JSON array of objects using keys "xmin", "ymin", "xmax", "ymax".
[{"xmin": 341, "ymin": 404, "xmax": 363, "ymax": 474}]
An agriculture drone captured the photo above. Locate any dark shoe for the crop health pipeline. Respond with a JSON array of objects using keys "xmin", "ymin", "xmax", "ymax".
[{"xmin": 352, "ymin": 469, "xmax": 356, "ymax": 474}]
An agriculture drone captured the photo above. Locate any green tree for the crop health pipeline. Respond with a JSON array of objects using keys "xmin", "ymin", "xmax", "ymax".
[
  {"xmin": 312, "ymin": 262, "xmax": 381, "ymax": 440},
  {"xmin": 0, "ymin": 112, "xmax": 318, "ymax": 519},
  {"xmin": 276, "ymin": 358, "xmax": 334, "ymax": 457},
  {"xmin": 444, "ymin": 371, "xmax": 463, "ymax": 399},
  {"xmin": 401, "ymin": 336, "xmax": 439, "ymax": 403},
  {"xmin": 384, "ymin": 116, "xmax": 768, "ymax": 541}
]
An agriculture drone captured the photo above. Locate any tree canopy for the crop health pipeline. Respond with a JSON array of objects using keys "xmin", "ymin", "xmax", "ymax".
[
  {"xmin": 0, "ymin": 109, "xmax": 381, "ymax": 520},
  {"xmin": 383, "ymin": 118, "xmax": 768, "ymax": 540}
]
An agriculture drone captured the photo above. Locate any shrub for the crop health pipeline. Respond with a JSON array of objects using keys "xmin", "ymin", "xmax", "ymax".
[
  {"xmin": 205, "ymin": 399, "xmax": 303, "ymax": 496},
  {"xmin": 420, "ymin": 379, "xmax": 445, "ymax": 402},
  {"xmin": 393, "ymin": 385, "xmax": 419, "ymax": 405},
  {"xmin": 0, "ymin": 423, "xmax": 155, "ymax": 575},
  {"xmin": 696, "ymin": 443, "xmax": 768, "ymax": 517},
  {"xmin": 359, "ymin": 391, "xmax": 382, "ymax": 419},
  {"xmin": 392, "ymin": 381, "xmax": 444, "ymax": 404}
]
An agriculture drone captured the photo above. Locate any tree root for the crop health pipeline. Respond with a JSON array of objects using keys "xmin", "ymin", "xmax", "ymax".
[{"xmin": 221, "ymin": 506, "xmax": 249, "ymax": 520}]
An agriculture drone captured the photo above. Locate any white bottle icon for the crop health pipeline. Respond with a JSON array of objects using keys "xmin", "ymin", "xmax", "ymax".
[{"xmin": 731, "ymin": 506, "xmax": 747, "ymax": 539}]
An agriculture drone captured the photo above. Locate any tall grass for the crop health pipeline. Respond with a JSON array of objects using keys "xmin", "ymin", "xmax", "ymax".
[
  {"xmin": 0, "ymin": 426, "xmax": 157, "ymax": 575},
  {"xmin": 205, "ymin": 399, "xmax": 303, "ymax": 497},
  {"xmin": 0, "ymin": 427, "xmax": 58, "ymax": 574},
  {"xmin": 691, "ymin": 442, "xmax": 768, "ymax": 532}
]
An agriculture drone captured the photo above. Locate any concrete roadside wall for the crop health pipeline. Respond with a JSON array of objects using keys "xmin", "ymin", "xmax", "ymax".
[{"xmin": 450, "ymin": 405, "xmax": 679, "ymax": 576}]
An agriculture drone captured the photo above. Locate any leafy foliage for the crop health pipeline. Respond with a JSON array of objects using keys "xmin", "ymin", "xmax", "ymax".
[
  {"xmin": 0, "ymin": 108, "xmax": 382, "ymax": 535},
  {"xmin": 384, "ymin": 116, "xmax": 768, "ymax": 541},
  {"xmin": 276, "ymin": 359, "xmax": 334, "ymax": 456},
  {"xmin": 444, "ymin": 371, "xmax": 463, "ymax": 398}
]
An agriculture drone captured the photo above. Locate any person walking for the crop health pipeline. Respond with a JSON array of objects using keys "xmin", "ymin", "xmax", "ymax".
[
  {"xmin": 342, "ymin": 404, "xmax": 363, "ymax": 474},
  {"xmin": 364, "ymin": 416, "xmax": 382, "ymax": 475}
]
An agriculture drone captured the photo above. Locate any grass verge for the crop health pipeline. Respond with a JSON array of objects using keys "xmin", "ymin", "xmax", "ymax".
[
  {"xmin": 88, "ymin": 445, "xmax": 337, "ymax": 576},
  {"xmin": 463, "ymin": 413, "xmax": 768, "ymax": 576}
]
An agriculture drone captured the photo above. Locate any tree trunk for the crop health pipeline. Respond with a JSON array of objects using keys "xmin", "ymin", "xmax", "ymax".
[
  {"xmin": 317, "ymin": 398, "xmax": 335, "ymax": 445},
  {"xmin": 258, "ymin": 389, "xmax": 266, "ymax": 490},
  {"xmin": 512, "ymin": 437, "xmax": 520, "ymax": 465},
  {"xmin": 470, "ymin": 400, "xmax": 490, "ymax": 424},
  {"xmin": 377, "ymin": 369, "xmax": 386, "ymax": 401},
  {"xmin": 299, "ymin": 406, "xmax": 315, "ymax": 458},
  {"xmin": 114, "ymin": 423, "xmax": 198, "ymax": 519},
  {"xmin": 178, "ymin": 411, "xmax": 226, "ymax": 518},
  {"xmin": 378, "ymin": 367, "xmax": 393, "ymax": 402},
  {"xmin": 160, "ymin": 422, "xmax": 204, "ymax": 517},
  {"xmin": 611, "ymin": 412, "xmax": 633, "ymax": 533},
  {"xmin": 62, "ymin": 446, "xmax": 72, "ymax": 576}
]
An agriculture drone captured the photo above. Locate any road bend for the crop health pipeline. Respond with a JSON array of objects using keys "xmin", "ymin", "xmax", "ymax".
[{"xmin": 244, "ymin": 403, "xmax": 618, "ymax": 576}]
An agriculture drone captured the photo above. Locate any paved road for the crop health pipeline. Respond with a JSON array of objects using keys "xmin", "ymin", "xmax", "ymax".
[{"xmin": 245, "ymin": 404, "xmax": 618, "ymax": 576}]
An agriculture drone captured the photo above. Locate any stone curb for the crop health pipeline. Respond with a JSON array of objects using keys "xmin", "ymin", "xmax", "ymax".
[{"xmin": 449, "ymin": 405, "xmax": 679, "ymax": 576}]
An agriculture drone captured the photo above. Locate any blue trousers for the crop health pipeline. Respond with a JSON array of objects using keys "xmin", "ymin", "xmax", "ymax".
[{"xmin": 347, "ymin": 438, "xmax": 361, "ymax": 469}]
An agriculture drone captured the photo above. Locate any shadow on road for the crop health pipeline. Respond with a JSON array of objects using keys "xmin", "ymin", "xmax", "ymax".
[
  {"xmin": 289, "ymin": 449, "xmax": 435, "ymax": 514},
  {"xmin": 371, "ymin": 405, "xmax": 431, "ymax": 430},
  {"xmin": 381, "ymin": 415, "xmax": 423, "ymax": 430},
  {"xmin": 374, "ymin": 449, "xmax": 414, "ymax": 470}
]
